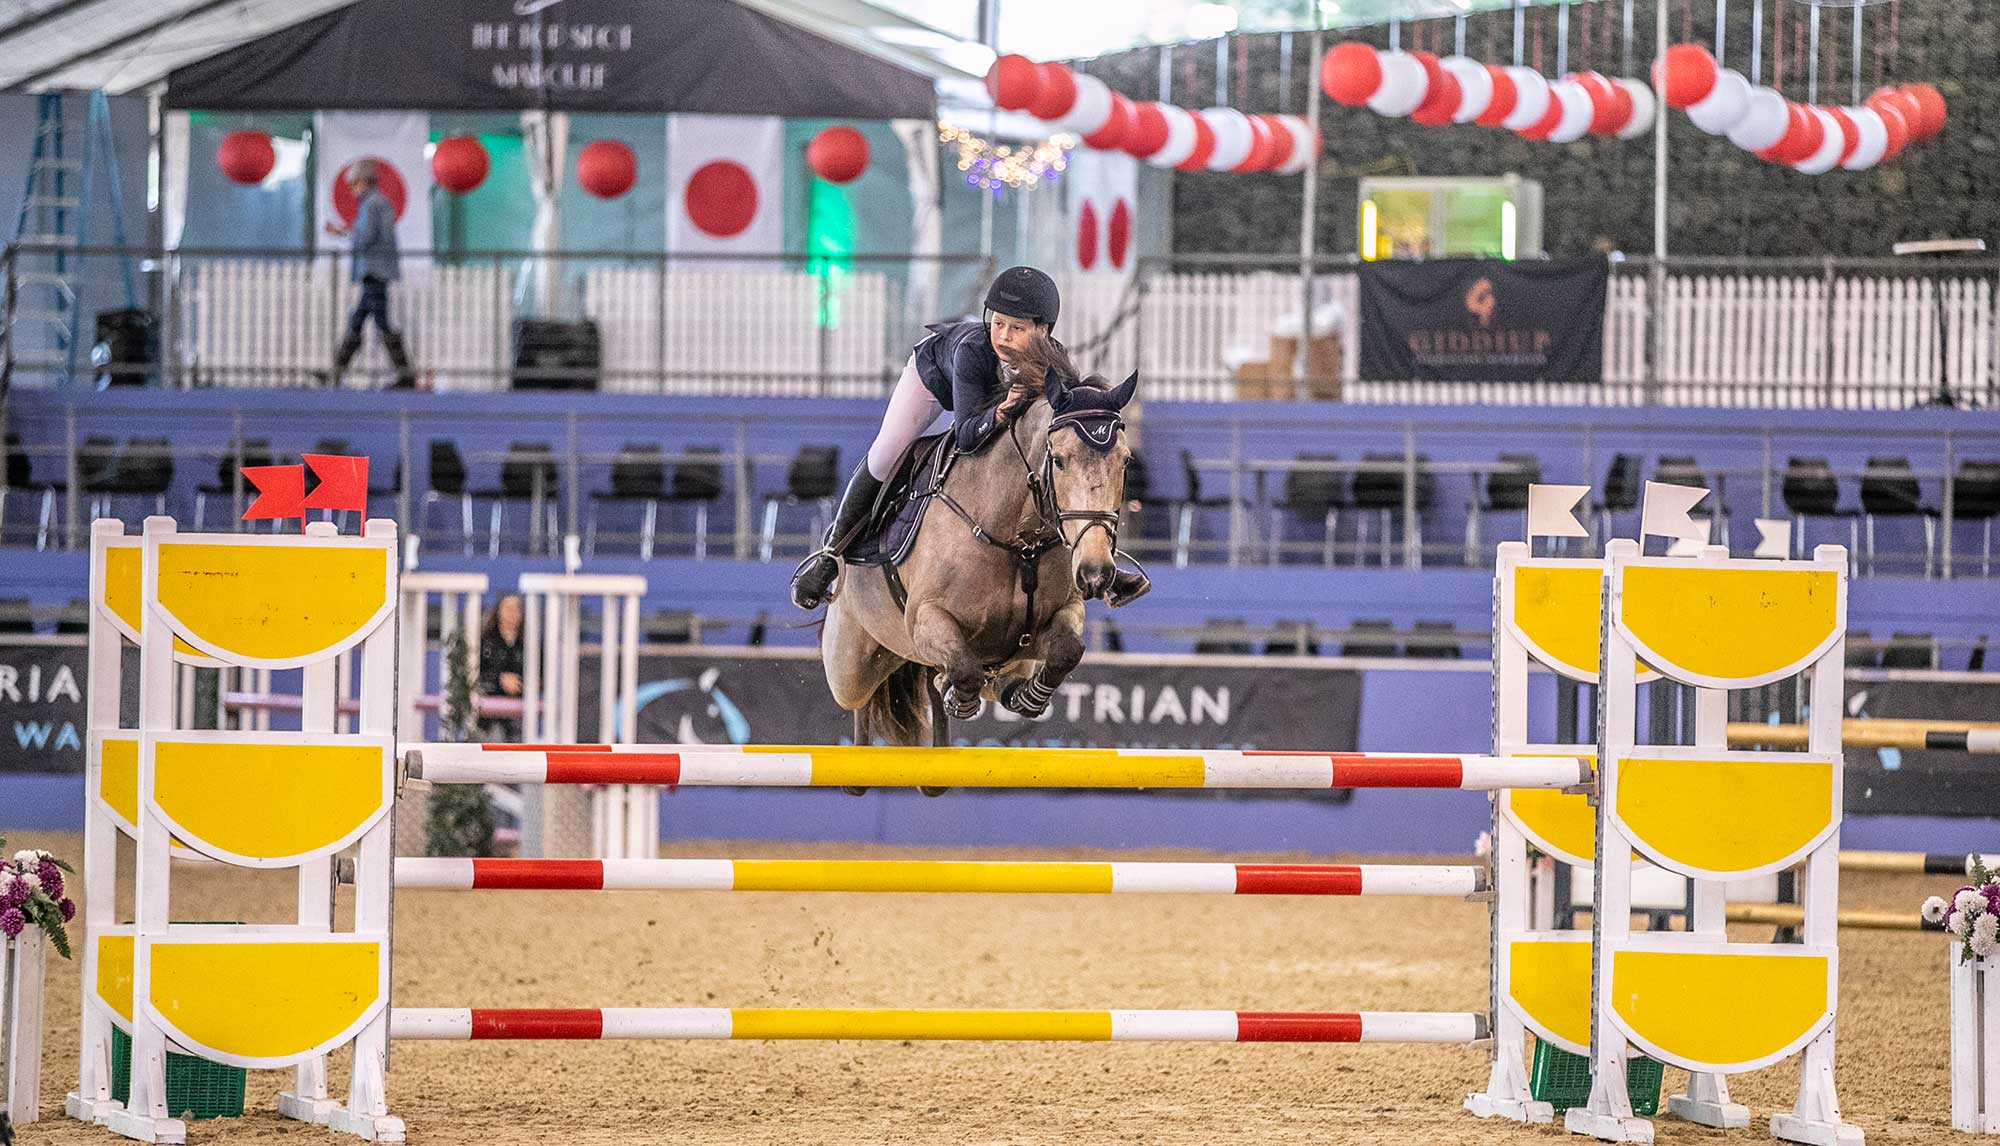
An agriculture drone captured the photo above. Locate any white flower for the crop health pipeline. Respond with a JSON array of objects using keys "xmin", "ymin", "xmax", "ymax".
[
  {"xmin": 34, "ymin": 849, "xmax": 50, "ymax": 860},
  {"xmin": 1975, "ymin": 930, "xmax": 1999, "ymax": 959},
  {"xmin": 1978, "ymin": 913, "xmax": 2000, "ymax": 946},
  {"xmin": 1474, "ymin": 831, "xmax": 1492, "ymax": 858},
  {"xmin": 18, "ymin": 872, "xmax": 39, "ymax": 893},
  {"xmin": 1923, "ymin": 895, "xmax": 1950, "ymax": 924},
  {"xmin": 1949, "ymin": 911, "xmax": 1971, "ymax": 937},
  {"xmin": 1957, "ymin": 889, "xmax": 1987, "ymax": 916},
  {"xmin": 12, "ymin": 850, "xmax": 35, "ymax": 867}
]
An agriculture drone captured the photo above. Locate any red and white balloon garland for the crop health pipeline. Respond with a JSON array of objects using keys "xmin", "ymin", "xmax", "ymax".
[
  {"xmin": 1654, "ymin": 44, "xmax": 1944, "ymax": 173},
  {"xmin": 985, "ymin": 54, "xmax": 1321, "ymax": 175},
  {"xmin": 1320, "ymin": 40, "xmax": 1657, "ymax": 142}
]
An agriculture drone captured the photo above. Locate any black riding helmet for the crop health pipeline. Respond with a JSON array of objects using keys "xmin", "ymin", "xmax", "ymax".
[{"xmin": 983, "ymin": 265, "xmax": 1060, "ymax": 332}]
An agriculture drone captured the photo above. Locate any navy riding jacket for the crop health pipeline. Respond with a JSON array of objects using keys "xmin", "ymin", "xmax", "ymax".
[{"xmin": 913, "ymin": 319, "xmax": 1011, "ymax": 452}]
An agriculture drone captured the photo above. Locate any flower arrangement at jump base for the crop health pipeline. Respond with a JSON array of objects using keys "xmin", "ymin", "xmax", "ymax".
[
  {"xmin": 0, "ymin": 836, "xmax": 76, "ymax": 959},
  {"xmin": 1924, "ymin": 855, "xmax": 2000, "ymax": 963}
]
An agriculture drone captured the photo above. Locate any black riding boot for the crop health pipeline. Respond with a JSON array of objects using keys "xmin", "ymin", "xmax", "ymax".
[
  {"xmin": 381, "ymin": 330, "xmax": 418, "ymax": 390},
  {"xmin": 790, "ymin": 463, "xmax": 884, "ymax": 609},
  {"xmin": 1106, "ymin": 566, "xmax": 1151, "ymax": 607}
]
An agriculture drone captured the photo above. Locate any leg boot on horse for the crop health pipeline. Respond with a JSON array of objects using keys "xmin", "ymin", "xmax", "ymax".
[{"xmin": 791, "ymin": 461, "xmax": 884, "ymax": 610}]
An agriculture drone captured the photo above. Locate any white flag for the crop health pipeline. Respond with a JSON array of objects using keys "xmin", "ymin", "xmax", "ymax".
[
  {"xmin": 1526, "ymin": 484, "xmax": 1591, "ymax": 539},
  {"xmin": 314, "ymin": 112, "xmax": 431, "ymax": 255},
  {"xmin": 1754, "ymin": 518, "xmax": 1792, "ymax": 559},
  {"xmin": 667, "ymin": 114, "xmax": 783, "ymax": 257},
  {"xmin": 1666, "ymin": 518, "xmax": 1711, "ymax": 557},
  {"xmin": 1640, "ymin": 481, "xmax": 1710, "ymax": 544},
  {"xmin": 1064, "ymin": 149, "xmax": 1140, "ymax": 275}
]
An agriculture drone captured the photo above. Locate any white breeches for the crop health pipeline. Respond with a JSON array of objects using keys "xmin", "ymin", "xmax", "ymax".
[{"xmin": 867, "ymin": 354, "xmax": 945, "ymax": 480}]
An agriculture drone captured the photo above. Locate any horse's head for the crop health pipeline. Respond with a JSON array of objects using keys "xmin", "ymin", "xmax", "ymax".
[{"xmin": 1043, "ymin": 369, "xmax": 1137, "ymax": 600}]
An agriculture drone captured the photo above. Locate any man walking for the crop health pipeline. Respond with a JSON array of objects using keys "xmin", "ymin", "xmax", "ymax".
[{"xmin": 324, "ymin": 161, "xmax": 416, "ymax": 389}]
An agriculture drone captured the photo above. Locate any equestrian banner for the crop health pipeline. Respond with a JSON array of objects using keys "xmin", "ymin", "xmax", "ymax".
[
  {"xmin": 574, "ymin": 651, "xmax": 1362, "ymax": 754},
  {"xmin": 1356, "ymin": 257, "xmax": 1607, "ymax": 383},
  {"xmin": 0, "ymin": 642, "xmax": 137, "ymax": 775},
  {"xmin": 1840, "ymin": 679, "xmax": 2000, "ymax": 817}
]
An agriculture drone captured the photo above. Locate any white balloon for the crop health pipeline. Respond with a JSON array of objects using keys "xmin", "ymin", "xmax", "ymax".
[
  {"xmin": 1055, "ymin": 74, "xmax": 1114, "ymax": 135},
  {"xmin": 1501, "ymin": 67, "xmax": 1550, "ymax": 131},
  {"xmin": 1840, "ymin": 106, "xmax": 1888, "ymax": 170},
  {"xmin": 1725, "ymin": 85, "xmax": 1788, "ymax": 151},
  {"xmin": 1794, "ymin": 107, "xmax": 1844, "ymax": 173},
  {"xmin": 1367, "ymin": 51, "xmax": 1429, "ymax": 117},
  {"xmin": 1146, "ymin": 104, "xmax": 1198, "ymax": 168},
  {"xmin": 1441, "ymin": 56, "xmax": 1492, "ymax": 123},
  {"xmin": 1273, "ymin": 114, "xmax": 1318, "ymax": 174},
  {"xmin": 1615, "ymin": 78, "xmax": 1657, "ymax": 139},
  {"xmin": 1686, "ymin": 68, "xmax": 1750, "ymax": 134},
  {"xmin": 1199, "ymin": 107, "xmax": 1253, "ymax": 171},
  {"xmin": 1546, "ymin": 81, "xmax": 1594, "ymax": 143}
]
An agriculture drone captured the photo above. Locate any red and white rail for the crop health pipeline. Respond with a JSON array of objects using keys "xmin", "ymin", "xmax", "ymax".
[
  {"xmin": 404, "ymin": 742, "xmax": 1586, "ymax": 792},
  {"xmin": 392, "ymin": 857, "xmax": 1485, "ymax": 896},
  {"xmin": 388, "ymin": 1007, "xmax": 1488, "ymax": 1043}
]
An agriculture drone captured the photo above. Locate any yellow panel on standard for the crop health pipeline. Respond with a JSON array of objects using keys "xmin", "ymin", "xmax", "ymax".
[
  {"xmin": 150, "ymin": 739, "xmax": 389, "ymax": 865},
  {"xmin": 1510, "ymin": 565, "xmax": 1607, "ymax": 680},
  {"xmin": 1619, "ymin": 565, "xmax": 1839, "ymax": 685},
  {"xmin": 1506, "ymin": 935, "xmax": 1593, "ymax": 1055},
  {"xmin": 96, "ymin": 932, "xmax": 135, "ymax": 1026},
  {"xmin": 1615, "ymin": 756, "xmax": 1836, "ymax": 877},
  {"xmin": 1609, "ymin": 946, "xmax": 1833, "ymax": 1072},
  {"xmin": 147, "ymin": 938, "xmax": 385, "ymax": 1067},
  {"xmin": 150, "ymin": 539, "xmax": 391, "ymax": 665},
  {"xmin": 100, "ymin": 545, "xmax": 213, "ymax": 661}
]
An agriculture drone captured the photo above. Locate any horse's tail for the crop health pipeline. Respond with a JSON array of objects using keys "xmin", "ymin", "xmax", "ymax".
[{"xmin": 860, "ymin": 660, "xmax": 930, "ymax": 746}]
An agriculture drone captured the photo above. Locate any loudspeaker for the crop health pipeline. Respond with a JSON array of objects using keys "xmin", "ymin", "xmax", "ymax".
[
  {"xmin": 91, "ymin": 308, "xmax": 157, "ymax": 389},
  {"xmin": 511, "ymin": 319, "xmax": 600, "ymax": 391}
]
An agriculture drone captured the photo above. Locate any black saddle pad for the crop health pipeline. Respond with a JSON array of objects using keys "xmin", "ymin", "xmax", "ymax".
[{"xmin": 845, "ymin": 432, "xmax": 953, "ymax": 568}]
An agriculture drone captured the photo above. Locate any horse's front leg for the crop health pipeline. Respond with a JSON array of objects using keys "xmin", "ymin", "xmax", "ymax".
[
  {"xmin": 907, "ymin": 602, "xmax": 987, "ymax": 720},
  {"xmin": 1001, "ymin": 599, "xmax": 1085, "ymax": 719}
]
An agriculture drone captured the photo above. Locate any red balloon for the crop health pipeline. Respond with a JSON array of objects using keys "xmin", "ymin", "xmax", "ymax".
[
  {"xmin": 1234, "ymin": 115, "xmax": 1276, "ymax": 171},
  {"xmin": 1410, "ymin": 70, "xmax": 1462, "ymax": 126},
  {"xmin": 1603, "ymin": 82, "xmax": 1636, "ymax": 134},
  {"xmin": 330, "ymin": 159, "xmax": 407, "ymax": 224},
  {"xmin": 430, "ymin": 136, "xmax": 489, "ymax": 194},
  {"xmin": 806, "ymin": 126, "xmax": 869, "ymax": 184},
  {"xmin": 1826, "ymin": 107, "xmax": 1860, "ymax": 166},
  {"xmin": 1659, "ymin": 43, "xmax": 1718, "ymax": 109},
  {"xmin": 1084, "ymin": 93, "xmax": 1134, "ymax": 150},
  {"xmin": 1259, "ymin": 116, "xmax": 1295, "ymax": 171},
  {"xmin": 986, "ymin": 54, "xmax": 1043, "ymax": 111},
  {"xmin": 1764, "ymin": 103, "xmax": 1823, "ymax": 164},
  {"xmin": 1107, "ymin": 198, "xmax": 1132, "ymax": 269},
  {"xmin": 1321, "ymin": 41, "xmax": 1384, "ymax": 106},
  {"xmin": 1124, "ymin": 102, "xmax": 1171, "ymax": 158},
  {"xmin": 1408, "ymin": 51, "xmax": 1446, "ymax": 110},
  {"xmin": 1075, "ymin": 200, "xmax": 1099, "ymax": 270},
  {"xmin": 1518, "ymin": 89, "xmax": 1566, "ymax": 140},
  {"xmin": 1903, "ymin": 83, "xmax": 1946, "ymax": 139},
  {"xmin": 1477, "ymin": 66, "xmax": 1517, "ymax": 127},
  {"xmin": 1570, "ymin": 72, "xmax": 1620, "ymax": 135},
  {"xmin": 1028, "ymin": 63, "xmax": 1077, "ymax": 119},
  {"xmin": 1176, "ymin": 111, "xmax": 1216, "ymax": 171},
  {"xmin": 1874, "ymin": 100, "xmax": 1910, "ymax": 159},
  {"xmin": 216, "ymin": 131, "xmax": 275, "ymax": 185},
  {"xmin": 576, "ymin": 139, "xmax": 637, "ymax": 199}
]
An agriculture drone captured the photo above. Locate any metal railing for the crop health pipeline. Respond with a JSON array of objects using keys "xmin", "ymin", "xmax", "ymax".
[{"xmin": 6, "ymin": 244, "xmax": 2000, "ymax": 409}]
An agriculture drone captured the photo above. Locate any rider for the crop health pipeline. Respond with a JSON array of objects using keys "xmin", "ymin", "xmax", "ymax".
[{"xmin": 790, "ymin": 265, "xmax": 1148, "ymax": 610}]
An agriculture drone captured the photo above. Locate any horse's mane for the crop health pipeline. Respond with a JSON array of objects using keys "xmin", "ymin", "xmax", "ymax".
[{"xmin": 1001, "ymin": 331, "xmax": 1079, "ymax": 403}]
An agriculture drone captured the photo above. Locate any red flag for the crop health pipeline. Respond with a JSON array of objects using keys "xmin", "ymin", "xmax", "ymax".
[
  {"xmin": 241, "ymin": 465, "xmax": 305, "ymax": 521},
  {"xmin": 303, "ymin": 454, "xmax": 370, "ymax": 514}
]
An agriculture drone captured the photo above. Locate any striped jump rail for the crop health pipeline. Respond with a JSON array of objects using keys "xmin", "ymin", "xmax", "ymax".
[
  {"xmin": 1728, "ymin": 719, "xmax": 2000, "ymax": 754},
  {"xmin": 403, "ymin": 743, "xmax": 1589, "ymax": 792},
  {"xmin": 389, "ymin": 1007, "xmax": 1488, "ymax": 1043},
  {"xmin": 1725, "ymin": 903, "xmax": 1946, "ymax": 933},
  {"xmin": 391, "ymin": 857, "xmax": 1487, "ymax": 896},
  {"xmin": 1840, "ymin": 851, "xmax": 1999, "ymax": 876}
]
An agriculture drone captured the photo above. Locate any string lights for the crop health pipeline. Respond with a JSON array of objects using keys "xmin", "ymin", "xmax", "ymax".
[{"xmin": 938, "ymin": 123, "xmax": 1074, "ymax": 194}]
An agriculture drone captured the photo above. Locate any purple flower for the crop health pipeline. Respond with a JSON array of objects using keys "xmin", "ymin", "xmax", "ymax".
[
  {"xmin": 1984, "ymin": 885, "xmax": 2000, "ymax": 915},
  {"xmin": 0, "ymin": 879, "xmax": 20, "ymax": 910},
  {"xmin": 59, "ymin": 897, "xmax": 76, "ymax": 922},
  {"xmin": 0, "ymin": 907, "xmax": 23, "ymax": 938},
  {"xmin": 37, "ymin": 863, "xmax": 62, "ymax": 899}
]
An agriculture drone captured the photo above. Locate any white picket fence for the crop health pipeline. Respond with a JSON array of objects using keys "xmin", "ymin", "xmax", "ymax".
[{"xmin": 169, "ymin": 258, "xmax": 1996, "ymax": 408}]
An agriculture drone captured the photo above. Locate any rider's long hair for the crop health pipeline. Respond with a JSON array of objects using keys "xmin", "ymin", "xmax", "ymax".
[{"xmin": 999, "ymin": 330, "xmax": 1078, "ymax": 416}]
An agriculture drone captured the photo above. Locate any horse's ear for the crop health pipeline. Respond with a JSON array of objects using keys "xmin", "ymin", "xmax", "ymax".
[
  {"xmin": 1108, "ymin": 370, "xmax": 1138, "ymax": 410},
  {"xmin": 1047, "ymin": 374, "xmax": 1075, "ymax": 412}
]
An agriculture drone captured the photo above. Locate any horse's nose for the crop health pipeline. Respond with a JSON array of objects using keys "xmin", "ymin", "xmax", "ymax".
[{"xmin": 1076, "ymin": 564, "xmax": 1114, "ymax": 598}]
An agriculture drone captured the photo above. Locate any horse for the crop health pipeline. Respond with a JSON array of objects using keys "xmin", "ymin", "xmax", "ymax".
[{"xmin": 819, "ymin": 339, "xmax": 1138, "ymax": 753}]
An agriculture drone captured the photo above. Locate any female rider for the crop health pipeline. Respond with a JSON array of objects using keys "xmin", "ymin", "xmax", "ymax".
[{"xmin": 790, "ymin": 265, "xmax": 1146, "ymax": 610}]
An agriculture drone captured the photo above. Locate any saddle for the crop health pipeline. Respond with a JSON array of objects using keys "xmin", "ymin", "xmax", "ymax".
[{"xmin": 841, "ymin": 431, "xmax": 960, "ymax": 569}]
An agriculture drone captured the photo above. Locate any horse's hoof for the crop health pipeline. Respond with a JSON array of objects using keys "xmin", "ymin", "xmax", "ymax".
[
  {"xmin": 918, "ymin": 786, "xmax": 950, "ymax": 798},
  {"xmin": 1000, "ymin": 678, "xmax": 1053, "ymax": 719},
  {"xmin": 842, "ymin": 786, "xmax": 870, "ymax": 797}
]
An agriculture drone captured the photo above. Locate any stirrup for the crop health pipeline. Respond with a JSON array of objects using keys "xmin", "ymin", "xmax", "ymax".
[
  {"xmin": 789, "ymin": 547, "xmax": 840, "ymax": 609},
  {"xmin": 1105, "ymin": 550, "xmax": 1152, "ymax": 608}
]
